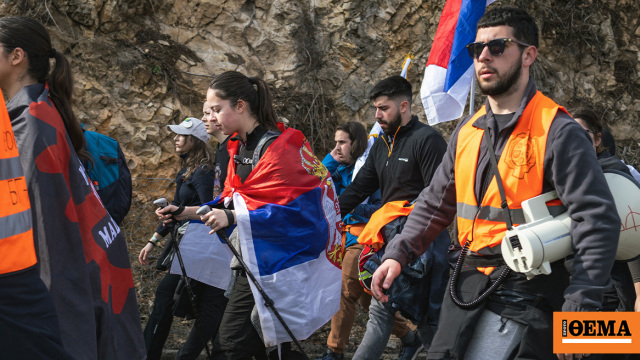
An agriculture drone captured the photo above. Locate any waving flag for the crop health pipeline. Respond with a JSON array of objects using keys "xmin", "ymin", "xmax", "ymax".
[
  {"xmin": 421, "ymin": 0, "xmax": 495, "ymax": 125},
  {"xmin": 221, "ymin": 128, "xmax": 342, "ymax": 347},
  {"xmin": 170, "ymin": 221, "xmax": 233, "ymax": 290},
  {"xmin": 8, "ymin": 83, "xmax": 145, "ymax": 359}
]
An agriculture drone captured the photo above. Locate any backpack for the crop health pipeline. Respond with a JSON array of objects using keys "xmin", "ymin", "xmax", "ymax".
[{"xmin": 83, "ymin": 129, "xmax": 132, "ymax": 225}]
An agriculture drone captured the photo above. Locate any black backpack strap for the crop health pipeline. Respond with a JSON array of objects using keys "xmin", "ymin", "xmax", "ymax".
[{"xmin": 252, "ymin": 130, "xmax": 280, "ymax": 170}]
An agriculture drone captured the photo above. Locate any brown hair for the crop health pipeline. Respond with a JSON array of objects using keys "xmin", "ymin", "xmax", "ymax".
[
  {"xmin": 336, "ymin": 122, "xmax": 368, "ymax": 163},
  {"xmin": 571, "ymin": 107, "xmax": 605, "ymax": 154},
  {"xmin": 208, "ymin": 71, "xmax": 279, "ymax": 132},
  {"xmin": 181, "ymin": 135, "xmax": 214, "ymax": 180}
]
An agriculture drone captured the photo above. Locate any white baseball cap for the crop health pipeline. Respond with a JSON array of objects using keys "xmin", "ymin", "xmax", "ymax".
[{"xmin": 167, "ymin": 117, "xmax": 210, "ymax": 143}]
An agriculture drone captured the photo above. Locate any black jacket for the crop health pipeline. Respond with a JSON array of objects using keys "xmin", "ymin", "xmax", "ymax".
[
  {"xmin": 155, "ymin": 153, "xmax": 215, "ymax": 236},
  {"xmin": 339, "ymin": 115, "xmax": 447, "ymax": 216}
]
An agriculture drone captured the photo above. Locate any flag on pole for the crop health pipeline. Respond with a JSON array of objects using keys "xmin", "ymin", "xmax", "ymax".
[
  {"xmin": 421, "ymin": 0, "xmax": 495, "ymax": 125},
  {"xmin": 400, "ymin": 53, "xmax": 415, "ymax": 79},
  {"xmin": 220, "ymin": 128, "xmax": 342, "ymax": 347}
]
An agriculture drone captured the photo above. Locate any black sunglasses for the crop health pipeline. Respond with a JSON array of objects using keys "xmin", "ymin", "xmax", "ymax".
[{"xmin": 466, "ymin": 38, "xmax": 532, "ymax": 59}]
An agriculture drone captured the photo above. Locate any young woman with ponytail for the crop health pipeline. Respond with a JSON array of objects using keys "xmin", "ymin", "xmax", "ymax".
[
  {"xmin": 157, "ymin": 71, "xmax": 323, "ymax": 359},
  {"xmin": 0, "ymin": 16, "xmax": 145, "ymax": 359}
]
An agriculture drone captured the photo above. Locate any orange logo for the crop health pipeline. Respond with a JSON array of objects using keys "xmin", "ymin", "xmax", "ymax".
[
  {"xmin": 553, "ymin": 312, "xmax": 640, "ymax": 354},
  {"xmin": 505, "ymin": 132, "xmax": 535, "ymax": 179}
]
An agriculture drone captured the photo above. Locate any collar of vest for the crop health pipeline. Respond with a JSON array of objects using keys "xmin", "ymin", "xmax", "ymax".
[{"xmin": 474, "ymin": 78, "xmax": 539, "ymax": 131}]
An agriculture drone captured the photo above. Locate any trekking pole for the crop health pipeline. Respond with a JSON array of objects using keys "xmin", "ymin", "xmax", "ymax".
[
  {"xmin": 196, "ymin": 205, "xmax": 310, "ymax": 360},
  {"xmin": 154, "ymin": 199, "xmax": 212, "ymax": 360}
]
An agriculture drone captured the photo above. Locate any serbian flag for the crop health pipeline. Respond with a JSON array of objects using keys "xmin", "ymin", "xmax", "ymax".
[
  {"xmin": 170, "ymin": 221, "xmax": 233, "ymax": 290},
  {"xmin": 8, "ymin": 83, "xmax": 145, "ymax": 359},
  {"xmin": 421, "ymin": 0, "xmax": 495, "ymax": 125},
  {"xmin": 220, "ymin": 128, "xmax": 342, "ymax": 347}
]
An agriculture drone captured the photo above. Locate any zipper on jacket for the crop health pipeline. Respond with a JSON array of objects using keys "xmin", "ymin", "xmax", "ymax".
[{"xmin": 382, "ymin": 125, "xmax": 402, "ymax": 167}]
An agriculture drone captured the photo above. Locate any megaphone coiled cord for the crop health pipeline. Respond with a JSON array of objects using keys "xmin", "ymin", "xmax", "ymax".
[{"xmin": 449, "ymin": 239, "xmax": 510, "ymax": 309}]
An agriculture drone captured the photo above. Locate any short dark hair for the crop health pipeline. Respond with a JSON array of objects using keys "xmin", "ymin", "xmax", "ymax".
[
  {"xmin": 369, "ymin": 75, "xmax": 413, "ymax": 105},
  {"xmin": 336, "ymin": 122, "xmax": 368, "ymax": 162},
  {"xmin": 571, "ymin": 107, "xmax": 605, "ymax": 154},
  {"xmin": 478, "ymin": 6, "xmax": 539, "ymax": 48}
]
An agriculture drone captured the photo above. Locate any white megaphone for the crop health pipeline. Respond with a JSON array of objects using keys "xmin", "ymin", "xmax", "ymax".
[{"xmin": 502, "ymin": 170, "xmax": 640, "ymax": 279}]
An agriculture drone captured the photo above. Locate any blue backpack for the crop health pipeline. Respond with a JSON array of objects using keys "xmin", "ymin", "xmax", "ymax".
[{"xmin": 83, "ymin": 129, "xmax": 132, "ymax": 225}]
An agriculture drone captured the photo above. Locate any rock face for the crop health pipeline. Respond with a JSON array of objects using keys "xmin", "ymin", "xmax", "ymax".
[{"xmin": 2, "ymin": 0, "xmax": 639, "ymax": 177}]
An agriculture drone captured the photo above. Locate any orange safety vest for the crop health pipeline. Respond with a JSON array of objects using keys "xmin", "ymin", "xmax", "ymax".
[
  {"xmin": 357, "ymin": 200, "xmax": 414, "ymax": 250},
  {"xmin": 0, "ymin": 89, "xmax": 37, "ymax": 276},
  {"xmin": 455, "ymin": 92, "xmax": 566, "ymax": 266}
]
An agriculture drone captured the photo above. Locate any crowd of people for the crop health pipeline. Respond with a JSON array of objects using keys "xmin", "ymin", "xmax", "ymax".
[{"xmin": 2, "ymin": 5, "xmax": 640, "ymax": 360}]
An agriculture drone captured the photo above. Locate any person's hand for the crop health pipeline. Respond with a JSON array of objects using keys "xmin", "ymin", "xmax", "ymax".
[
  {"xmin": 330, "ymin": 148, "xmax": 340, "ymax": 162},
  {"xmin": 371, "ymin": 259, "xmax": 402, "ymax": 302},
  {"xmin": 635, "ymin": 295, "xmax": 640, "ymax": 312},
  {"xmin": 556, "ymin": 353, "xmax": 590, "ymax": 359},
  {"xmin": 156, "ymin": 204, "xmax": 177, "ymax": 224},
  {"xmin": 139, "ymin": 242, "xmax": 155, "ymax": 265},
  {"xmin": 201, "ymin": 208, "xmax": 231, "ymax": 234}
]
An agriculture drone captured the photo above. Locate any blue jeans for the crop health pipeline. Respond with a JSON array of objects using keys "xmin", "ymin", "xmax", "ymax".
[{"xmin": 352, "ymin": 298, "xmax": 435, "ymax": 360}]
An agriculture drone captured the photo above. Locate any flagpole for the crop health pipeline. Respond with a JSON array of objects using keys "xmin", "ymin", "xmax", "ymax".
[{"xmin": 469, "ymin": 75, "xmax": 476, "ymax": 115}]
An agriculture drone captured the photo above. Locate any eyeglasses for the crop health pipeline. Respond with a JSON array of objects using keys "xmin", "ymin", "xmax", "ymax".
[
  {"xmin": 466, "ymin": 38, "xmax": 532, "ymax": 59},
  {"xmin": 585, "ymin": 129, "xmax": 595, "ymax": 134}
]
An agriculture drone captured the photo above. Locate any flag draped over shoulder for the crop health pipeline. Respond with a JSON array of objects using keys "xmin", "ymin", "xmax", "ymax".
[
  {"xmin": 221, "ymin": 128, "xmax": 342, "ymax": 347},
  {"xmin": 421, "ymin": 0, "xmax": 495, "ymax": 125},
  {"xmin": 7, "ymin": 83, "xmax": 145, "ymax": 360},
  {"xmin": 170, "ymin": 221, "xmax": 233, "ymax": 290}
]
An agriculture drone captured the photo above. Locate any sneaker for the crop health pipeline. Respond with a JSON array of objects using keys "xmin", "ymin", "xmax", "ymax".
[
  {"xmin": 398, "ymin": 336, "xmax": 424, "ymax": 360},
  {"xmin": 314, "ymin": 348, "xmax": 344, "ymax": 360}
]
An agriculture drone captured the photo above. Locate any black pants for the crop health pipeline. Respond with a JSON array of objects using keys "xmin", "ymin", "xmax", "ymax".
[
  {"xmin": 176, "ymin": 283, "xmax": 228, "ymax": 359},
  {"xmin": 212, "ymin": 272, "xmax": 267, "ymax": 360},
  {"xmin": 144, "ymin": 273, "xmax": 181, "ymax": 360},
  {"xmin": 0, "ymin": 267, "xmax": 74, "ymax": 359}
]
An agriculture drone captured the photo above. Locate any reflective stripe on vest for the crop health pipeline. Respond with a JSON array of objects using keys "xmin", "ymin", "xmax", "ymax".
[
  {"xmin": 0, "ymin": 88, "xmax": 37, "ymax": 275},
  {"xmin": 455, "ymin": 91, "xmax": 566, "ymax": 254}
]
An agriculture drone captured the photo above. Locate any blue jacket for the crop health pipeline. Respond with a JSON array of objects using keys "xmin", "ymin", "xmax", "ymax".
[{"xmin": 322, "ymin": 154, "xmax": 381, "ymax": 247}]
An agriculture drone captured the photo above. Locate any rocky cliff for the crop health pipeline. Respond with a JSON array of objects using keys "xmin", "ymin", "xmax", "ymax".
[{"xmin": 2, "ymin": 0, "xmax": 639, "ymax": 178}]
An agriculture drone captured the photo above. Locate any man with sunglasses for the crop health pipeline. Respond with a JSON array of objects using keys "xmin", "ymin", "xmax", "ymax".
[{"xmin": 371, "ymin": 6, "xmax": 619, "ymax": 360}]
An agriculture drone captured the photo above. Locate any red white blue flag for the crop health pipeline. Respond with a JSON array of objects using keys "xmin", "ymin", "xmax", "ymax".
[
  {"xmin": 221, "ymin": 128, "xmax": 342, "ymax": 347},
  {"xmin": 421, "ymin": 0, "xmax": 495, "ymax": 125}
]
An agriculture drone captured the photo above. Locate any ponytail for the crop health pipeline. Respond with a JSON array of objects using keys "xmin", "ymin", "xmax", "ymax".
[
  {"xmin": 48, "ymin": 51, "xmax": 91, "ymax": 162},
  {"xmin": 209, "ymin": 71, "xmax": 278, "ymax": 131},
  {"xmin": 0, "ymin": 16, "xmax": 90, "ymax": 163}
]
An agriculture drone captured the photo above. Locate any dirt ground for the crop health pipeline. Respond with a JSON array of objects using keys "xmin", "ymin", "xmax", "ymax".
[
  {"xmin": 126, "ymin": 203, "xmax": 424, "ymax": 360},
  {"xmin": 131, "ymin": 242, "xmax": 425, "ymax": 360}
]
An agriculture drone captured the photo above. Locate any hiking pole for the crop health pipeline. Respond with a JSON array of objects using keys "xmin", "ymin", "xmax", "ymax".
[
  {"xmin": 154, "ymin": 198, "xmax": 212, "ymax": 360},
  {"xmin": 196, "ymin": 205, "xmax": 309, "ymax": 360}
]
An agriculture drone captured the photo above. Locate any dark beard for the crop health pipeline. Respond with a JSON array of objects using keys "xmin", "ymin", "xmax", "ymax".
[
  {"xmin": 383, "ymin": 112, "xmax": 403, "ymax": 135},
  {"xmin": 478, "ymin": 58, "xmax": 522, "ymax": 96}
]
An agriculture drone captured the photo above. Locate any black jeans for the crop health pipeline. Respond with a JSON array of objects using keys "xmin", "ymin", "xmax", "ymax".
[
  {"xmin": 144, "ymin": 273, "xmax": 181, "ymax": 360},
  {"xmin": 0, "ymin": 267, "xmax": 73, "ymax": 359},
  {"xmin": 212, "ymin": 272, "xmax": 266, "ymax": 360},
  {"xmin": 176, "ymin": 282, "xmax": 228, "ymax": 359}
]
